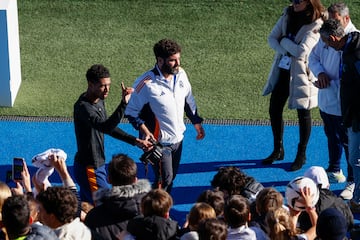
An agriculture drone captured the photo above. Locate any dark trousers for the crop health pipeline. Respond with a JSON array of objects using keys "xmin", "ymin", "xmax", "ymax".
[
  {"xmin": 152, "ymin": 141, "xmax": 183, "ymax": 194},
  {"xmin": 269, "ymin": 69, "xmax": 311, "ymax": 153},
  {"xmin": 320, "ymin": 110, "xmax": 353, "ymax": 181}
]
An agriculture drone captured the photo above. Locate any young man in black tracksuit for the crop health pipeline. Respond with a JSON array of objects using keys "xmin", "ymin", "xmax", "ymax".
[{"xmin": 73, "ymin": 64, "xmax": 151, "ymax": 204}]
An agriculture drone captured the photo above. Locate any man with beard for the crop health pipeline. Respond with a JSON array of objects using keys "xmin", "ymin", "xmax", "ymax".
[{"xmin": 125, "ymin": 39, "xmax": 205, "ymax": 193}]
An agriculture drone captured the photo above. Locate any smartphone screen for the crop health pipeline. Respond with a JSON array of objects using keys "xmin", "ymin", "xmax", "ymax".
[{"xmin": 12, "ymin": 157, "xmax": 24, "ymax": 181}]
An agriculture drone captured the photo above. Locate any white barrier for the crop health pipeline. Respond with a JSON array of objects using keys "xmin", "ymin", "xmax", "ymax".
[{"xmin": 0, "ymin": 0, "xmax": 21, "ymax": 107}]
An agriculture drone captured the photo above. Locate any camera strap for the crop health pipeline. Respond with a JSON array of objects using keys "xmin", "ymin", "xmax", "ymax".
[
  {"xmin": 142, "ymin": 157, "xmax": 163, "ymax": 189},
  {"xmin": 157, "ymin": 159, "xmax": 162, "ymax": 189}
]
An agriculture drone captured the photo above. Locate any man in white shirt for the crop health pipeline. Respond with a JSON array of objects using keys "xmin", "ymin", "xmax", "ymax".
[
  {"xmin": 309, "ymin": 2, "xmax": 358, "ymax": 200},
  {"xmin": 125, "ymin": 39, "xmax": 205, "ymax": 193}
]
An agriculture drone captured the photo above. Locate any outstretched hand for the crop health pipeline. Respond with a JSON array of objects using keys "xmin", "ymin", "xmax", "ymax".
[
  {"xmin": 301, "ymin": 186, "xmax": 314, "ymax": 209},
  {"xmin": 48, "ymin": 154, "xmax": 69, "ymax": 181},
  {"xmin": 121, "ymin": 82, "xmax": 134, "ymax": 104}
]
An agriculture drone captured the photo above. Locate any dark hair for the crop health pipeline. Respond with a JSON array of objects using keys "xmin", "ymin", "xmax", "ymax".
[
  {"xmin": 224, "ymin": 195, "xmax": 249, "ymax": 228},
  {"xmin": 26, "ymin": 193, "xmax": 39, "ymax": 223},
  {"xmin": 211, "ymin": 166, "xmax": 248, "ymax": 196},
  {"xmin": 153, "ymin": 39, "xmax": 181, "ymax": 59},
  {"xmin": 319, "ymin": 18, "xmax": 345, "ymax": 39},
  {"xmin": 197, "ymin": 218, "xmax": 227, "ymax": 240},
  {"xmin": 86, "ymin": 64, "xmax": 110, "ymax": 84},
  {"xmin": 36, "ymin": 186, "xmax": 78, "ymax": 224},
  {"xmin": 288, "ymin": 0, "xmax": 325, "ymax": 24},
  {"xmin": 308, "ymin": 0, "xmax": 325, "ymax": 21},
  {"xmin": 2, "ymin": 195, "xmax": 30, "ymax": 239},
  {"xmin": 108, "ymin": 154, "xmax": 137, "ymax": 185},
  {"xmin": 197, "ymin": 189, "xmax": 225, "ymax": 217},
  {"xmin": 141, "ymin": 189, "xmax": 173, "ymax": 217}
]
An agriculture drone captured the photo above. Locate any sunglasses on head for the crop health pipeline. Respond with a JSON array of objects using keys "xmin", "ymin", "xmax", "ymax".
[{"xmin": 290, "ymin": 0, "xmax": 306, "ymax": 4}]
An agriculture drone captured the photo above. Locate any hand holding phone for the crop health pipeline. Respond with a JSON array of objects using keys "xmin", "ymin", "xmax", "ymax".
[{"xmin": 12, "ymin": 157, "xmax": 24, "ymax": 181}]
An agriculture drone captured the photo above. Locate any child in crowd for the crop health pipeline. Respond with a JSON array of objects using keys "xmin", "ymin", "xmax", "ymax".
[
  {"xmin": 84, "ymin": 154, "xmax": 151, "ymax": 239},
  {"xmin": 267, "ymin": 188, "xmax": 318, "ymax": 240},
  {"xmin": 36, "ymin": 186, "xmax": 92, "ymax": 239},
  {"xmin": 211, "ymin": 166, "xmax": 263, "ymax": 203},
  {"xmin": 302, "ymin": 166, "xmax": 353, "ymax": 231},
  {"xmin": 266, "ymin": 207, "xmax": 299, "ymax": 240},
  {"xmin": 224, "ymin": 194, "xmax": 268, "ymax": 240},
  {"xmin": 196, "ymin": 189, "xmax": 225, "ymax": 219},
  {"xmin": 250, "ymin": 187, "xmax": 284, "ymax": 234},
  {"xmin": 211, "ymin": 166, "xmax": 263, "ymax": 219},
  {"xmin": 2, "ymin": 195, "xmax": 59, "ymax": 240},
  {"xmin": 180, "ymin": 202, "xmax": 216, "ymax": 240},
  {"xmin": 269, "ymin": 179, "xmax": 318, "ymax": 240},
  {"xmin": 197, "ymin": 218, "xmax": 227, "ymax": 240},
  {"xmin": 316, "ymin": 208, "xmax": 348, "ymax": 240},
  {"xmin": 119, "ymin": 189, "xmax": 179, "ymax": 240},
  {"xmin": 0, "ymin": 182, "xmax": 12, "ymax": 240}
]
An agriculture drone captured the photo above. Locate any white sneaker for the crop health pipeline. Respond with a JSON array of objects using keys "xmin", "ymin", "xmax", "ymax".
[
  {"xmin": 340, "ymin": 182, "xmax": 355, "ymax": 200},
  {"xmin": 327, "ymin": 170, "xmax": 346, "ymax": 183}
]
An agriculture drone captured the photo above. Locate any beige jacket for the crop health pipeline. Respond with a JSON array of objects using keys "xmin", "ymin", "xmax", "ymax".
[{"xmin": 263, "ymin": 7, "xmax": 322, "ymax": 110}]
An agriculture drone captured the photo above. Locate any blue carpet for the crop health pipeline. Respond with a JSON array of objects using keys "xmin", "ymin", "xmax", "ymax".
[{"xmin": 0, "ymin": 120, "xmax": 355, "ymax": 225}]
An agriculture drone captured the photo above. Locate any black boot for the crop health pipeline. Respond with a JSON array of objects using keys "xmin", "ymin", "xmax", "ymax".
[
  {"xmin": 263, "ymin": 112, "xmax": 284, "ymax": 165},
  {"xmin": 262, "ymin": 145, "xmax": 284, "ymax": 165},
  {"xmin": 290, "ymin": 145, "xmax": 306, "ymax": 171}
]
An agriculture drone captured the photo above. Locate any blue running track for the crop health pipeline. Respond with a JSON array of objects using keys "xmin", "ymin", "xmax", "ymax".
[{"xmin": 0, "ymin": 119, "xmax": 355, "ymax": 225}]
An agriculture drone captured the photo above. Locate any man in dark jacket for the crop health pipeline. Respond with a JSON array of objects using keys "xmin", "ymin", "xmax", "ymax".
[
  {"xmin": 2, "ymin": 195, "xmax": 59, "ymax": 240},
  {"xmin": 73, "ymin": 64, "xmax": 151, "ymax": 204},
  {"xmin": 84, "ymin": 154, "xmax": 151, "ymax": 239},
  {"xmin": 319, "ymin": 19, "xmax": 360, "ymax": 213}
]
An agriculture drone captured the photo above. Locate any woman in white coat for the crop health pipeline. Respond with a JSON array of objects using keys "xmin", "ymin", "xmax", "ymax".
[{"xmin": 262, "ymin": 0, "xmax": 325, "ymax": 171}]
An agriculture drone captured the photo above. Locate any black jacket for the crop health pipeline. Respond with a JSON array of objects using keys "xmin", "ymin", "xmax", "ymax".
[
  {"xmin": 298, "ymin": 188, "xmax": 354, "ymax": 231},
  {"xmin": 84, "ymin": 179, "xmax": 151, "ymax": 239},
  {"xmin": 241, "ymin": 177, "xmax": 264, "ymax": 203},
  {"xmin": 74, "ymin": 94, "xmax": 137, "ymax": 168},
  {"xmin": 341, "ymin": 31, "xmax": 360, "ymax": 131},
  {"xmin": 127, "ymin": 215, "xmax": 179, "ymax": 240}
]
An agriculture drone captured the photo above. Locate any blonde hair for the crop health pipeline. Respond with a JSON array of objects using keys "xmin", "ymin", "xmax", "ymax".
[
  {"xmin": 256, "ymin": 187, "xmax": 283, "ymax": 216},
  {"xmin": 266, "ymin": 208, "xmax": 296, "ymax": 240},
  {"xmin": 188, "ymin": 202, "xmax": 216, "ymax": 230},
  {"xmin": 0, "ymin": 182, "xmax": 11, "ymax": 221}
]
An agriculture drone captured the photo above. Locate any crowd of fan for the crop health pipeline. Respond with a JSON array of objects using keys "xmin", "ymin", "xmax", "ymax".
[{"xmin": 0, "ymin": 153, "xmax": 357, "ymax": 240}]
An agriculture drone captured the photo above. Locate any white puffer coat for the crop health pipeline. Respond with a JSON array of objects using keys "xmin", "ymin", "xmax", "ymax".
[{"xmin": 263, "ymin": 7, "xmax": 323, "ymax": 110}]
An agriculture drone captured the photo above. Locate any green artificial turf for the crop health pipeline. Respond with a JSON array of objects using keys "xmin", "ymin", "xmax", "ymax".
[{"xmin": 1, "ymin": 0, "xmax": 359, "ymax": 120}]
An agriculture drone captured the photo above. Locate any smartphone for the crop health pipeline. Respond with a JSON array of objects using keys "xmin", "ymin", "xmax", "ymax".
[{"xmin": 12, "ymin": 157, "xmax": 24, "ymax": 181}]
